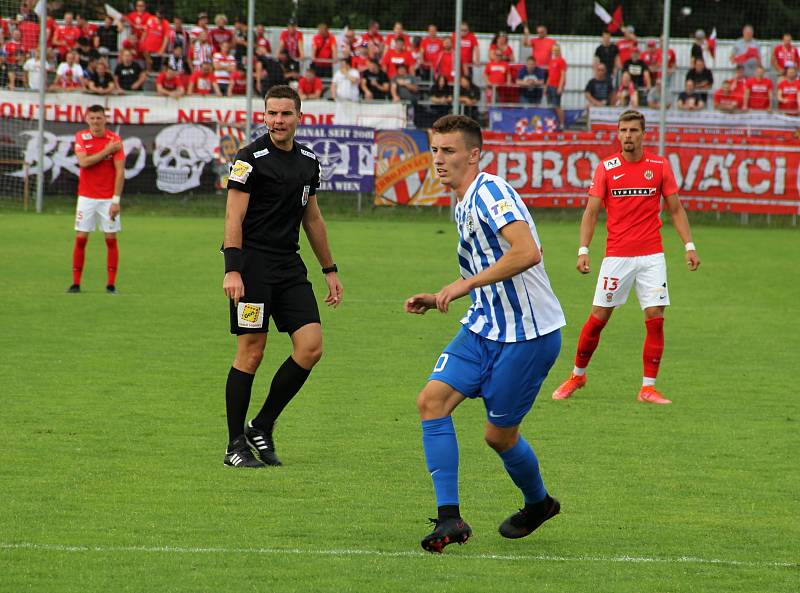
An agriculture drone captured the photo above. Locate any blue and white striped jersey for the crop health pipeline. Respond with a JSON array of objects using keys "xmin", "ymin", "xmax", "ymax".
[{"xmin": 454, "ymin": 172, "xmax": 566, "ymax": 343}]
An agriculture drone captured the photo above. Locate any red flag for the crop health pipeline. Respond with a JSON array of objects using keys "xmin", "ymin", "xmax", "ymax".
[
  {"xmin": 608, "ymin": 6, "xmax": 623, "ymax": 33},
  {"xmin": 708, "ymin": 27, "xmax": 717, "ymax": 59},
  {"xmin": 507, "ymin": 0, "xmax": 528, "ymax": 31}
]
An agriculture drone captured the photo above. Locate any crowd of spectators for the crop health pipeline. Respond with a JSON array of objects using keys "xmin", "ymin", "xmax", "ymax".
[
  {"xmin": 584, "ymin": 24, "xmax": 800, "ymax": 115},
  {"xmin": 0, "ymin": 4, "xmax": 798, "ymax": 126}
]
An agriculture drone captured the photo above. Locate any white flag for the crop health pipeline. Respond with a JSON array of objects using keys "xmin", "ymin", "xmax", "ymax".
[
  {"xmin": 507, "ymin": 4, "xmax": 522, "ymax": 31},
  {"xmin": 105, "ymin": 3, "xmax": 123, "ymax": 22},
  {"xmin": 594, "ymin": 2, "xmax": 612, "ymax": 25}
]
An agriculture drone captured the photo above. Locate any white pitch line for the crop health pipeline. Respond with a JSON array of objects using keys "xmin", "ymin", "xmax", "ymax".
[{"xmin": 0, "ymin": 542, "xmax": 796, "ymax": 569}]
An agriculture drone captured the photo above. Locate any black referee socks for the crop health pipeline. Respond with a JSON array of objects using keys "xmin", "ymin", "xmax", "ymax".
[
  {"xmin": 252, "ymin": 356, "xmax": 311, "ymax": 431},
  {"xmin": 226, "ymin": 367, "xmax": 255, "ymax": 444}
]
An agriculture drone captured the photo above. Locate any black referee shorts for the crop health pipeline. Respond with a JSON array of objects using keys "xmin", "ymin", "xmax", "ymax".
[{"xmin": 229, "ymin": 250, "xmax": 321, "ymax": 335}]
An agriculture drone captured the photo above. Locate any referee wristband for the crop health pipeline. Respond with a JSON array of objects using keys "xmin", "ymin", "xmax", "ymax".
[
  {"xmin": 685, "ymin": 242, "xmax": 696, "ymax": 252},
  {"xmin": 223, "ymin": 247, "xmax": 243, "ymax": 273},
  {"xmin": 322, "ymin": 264, "xmax": 338, "ymax": 274},
  {"xmin": 578, "ymin": 246, "xmax": 590, "ymax": 256},
  {"xmin": 111, "ymin": 195, "xmax": 121, "ymax": 204}
]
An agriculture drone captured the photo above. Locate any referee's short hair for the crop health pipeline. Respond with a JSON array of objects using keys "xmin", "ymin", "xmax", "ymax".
[
  {"xmin": 265, "ymin": 85, "xmax": 302, "ymax": 114},
  {"xmin": 432, "ymin": 115, "xmax": 482, "ymax": 151}
]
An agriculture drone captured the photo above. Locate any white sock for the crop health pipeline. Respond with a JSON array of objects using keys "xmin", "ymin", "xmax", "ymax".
[
  {"xmin": 642, "ymin": 377, "xmax": 656, "ymax": 387},
  {"xmin": 573, "ymin": 367, "xmax": 586, "ymax": 377}
]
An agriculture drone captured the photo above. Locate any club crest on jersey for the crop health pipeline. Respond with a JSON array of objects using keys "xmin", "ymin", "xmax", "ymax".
[
  {"xmin": 237, "ymin": 302, "xmax": 264, "ymax": 328},
  {"xmin": 644, "ymin": 169, "xmax": 654, "ymax": 180},
  {"xmin": 603, "ymin": 157, "xmax": 621, "ymax": 170},
  {"xmin": 81, "ymin": 133, "xmax": 92, "ymax": 140},
  {"xmin": 229, "ymin": 160, "xmax": 253, "ymax": 183},
  {"xmin": 490, "ymin": 199, "xmax": 513, "ymax": 217},
  {"xmin": 301, "ymin": 185, "xmax": 310, "ymax": 206},
  {"xmin": 465, "ymin": 214, "xmax": 475, "ymax": 234}
]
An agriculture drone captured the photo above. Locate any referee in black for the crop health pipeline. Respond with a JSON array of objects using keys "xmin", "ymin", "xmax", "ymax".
[{"xmin": 222, "ymin": 85, "xmax": 343, "ymax": 468}]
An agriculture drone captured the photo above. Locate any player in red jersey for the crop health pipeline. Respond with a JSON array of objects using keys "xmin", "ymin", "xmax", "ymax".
[
  {"xmin": 68, "ymin": 105, "xmax": 125, "ymax": 295},
  {"xmin": 552, "ymin": 110, "xmax": 700, "ymax": 405}
]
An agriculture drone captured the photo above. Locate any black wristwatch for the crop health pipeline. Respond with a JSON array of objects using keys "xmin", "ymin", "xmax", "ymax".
[{"xmin": 322, "ymin": 264, "xmax": 338, "ymax": 274}]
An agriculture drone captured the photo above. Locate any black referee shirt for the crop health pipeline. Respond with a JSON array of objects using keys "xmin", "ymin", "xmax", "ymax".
[{"xmin": 227, "ymin": 133, "xmax": 320, "ymax": 259}]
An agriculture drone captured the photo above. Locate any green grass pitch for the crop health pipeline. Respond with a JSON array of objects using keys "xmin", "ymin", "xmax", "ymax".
[{"xmin": 1, "ymin": 209, "xmax": 798, "ymax": 592}]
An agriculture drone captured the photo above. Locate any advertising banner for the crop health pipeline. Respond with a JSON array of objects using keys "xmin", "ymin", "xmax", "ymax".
[
  {"xmin": 374, "ymin": 129, "xmax": 449, "ymax": 206},
  {"xmin": 481, "ymin": 131, "xmax": 800, "ymax": 214},
  {"xmin": 488, "ymin": 107, "xmax": 584, "ymax": 133},
  {"xmin": 0, "ymin": 91, "xmax": 406, "ymax": 128}
]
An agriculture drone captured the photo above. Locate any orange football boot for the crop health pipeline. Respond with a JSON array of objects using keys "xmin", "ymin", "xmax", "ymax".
[
  {"xmin": 552, "ymin": 373, "xmax": 587, "ymax": 400},
  {"xmin": 637, "ymin": 386, "xmax": 672, "ymax": 404}
]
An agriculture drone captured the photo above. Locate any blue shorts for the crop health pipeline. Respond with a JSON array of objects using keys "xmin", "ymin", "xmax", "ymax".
[{"xmin": 429, "ymin": 327, "xmax": 562, "ymax": 427}]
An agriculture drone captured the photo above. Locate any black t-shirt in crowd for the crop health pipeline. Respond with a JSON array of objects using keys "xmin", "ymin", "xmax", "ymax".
[
  {"xmin": 90, "ymin": 71, "xmax": 114, "ymax": 89},
  {"xmin": 227, "ymin": 133, "xmax": 320, "ymax": 261},
  {"xmin": 362, "ymin": 69, "xmax": 389, "ymax": 99},
  {"xmin": 585, "ymin": 77, "xmax": 614, "ymax": 104},
  {"xmin": 96, "ymin": 25, "xmax": 119, "ymax": 53},
  {"xmin": 622, "ymin": 59, "xmax": 649, "ymax": 87},
  {"xmin": 595, "ymin": 43, "xmax": 619, "ymax": 73},
  {"xmin": 114, "ymin": 61, "xmax": 143, "ymax": 90},
  {"xmin": 686, "ymin": 67, "xmax": 714, "ymax": 90}
]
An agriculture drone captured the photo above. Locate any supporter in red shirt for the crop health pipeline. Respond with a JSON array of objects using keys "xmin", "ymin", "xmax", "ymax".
[
  {"xmin": 312, "ymin": 23, "xmax": 337, "ymax": 79},
  {"xmin": 4, "ymin": 29, "xmax": 23, "ymax": 65},
  {"xmin": 777, "ymin": 66, "xmax": 800, "ymax": 114},
  {"xmin": 771, "ymin": 33, "xmax": 799, "ymax": 76},
  {"xmin": 298, "ymin": 66, "xmax": 323, "ymax": 99},
  {"xmin": 279, "ymin": 19, "xmax": 304, "ymax": 61},
  {"xmin": 361, "ymin": 20, "xmax": 384, "ymax": 60},
  {"xmin": 644, "ymin": 38, "xmax": 676, "ymax": 84},
  {"xmin": 381, "ymin": 37, "xmax": 415, "ymax": 79},
  {"xmin": 616, "ymin": 26, "xmax": 638, "ymax": 66},
  {"xmin": 155, "ymin": 66, "xmax": 186, "ymax": 98},
  {"xmin": 452, "ymin": 21, "xmax": 479, "ymax": 69},
  {"xmin": 434, "ymin": 36, "xmax": 456, "ymax": 84},
  {"xmin": 713, "ymin": 80, "xmax": 743, "ymax": 112},
  {"xmin": 139, "ymin": 12, "xmax": 171, "ymax": 71},
  {"xmin": 385, "ymin": 21, "xmax": 411, "ymax": 50},
  {"xmin": 521, "ymin": 23, "xmax": 554, "ymax": 104},
  {"xmin": 76, "ymin": 14, "xmax": 98, "ymax": 41},
  {"xmin": 126, "ymin": 0, "xmax": 151, "ymax": 40},
  {"xmin": 490, "ymin": 32, "xmax": 515, "ymax": 62},
  {"xmin": 210, "ymin": 14, "xmax": 234, "ymax": 52},
  {"xmin": 729, "ymin": 64, "xmax": 748, "ymax": 95},
  {"xmin": 546, "ymin": 45, "xmax": 568, "ymax": 129},
  {"xmin": 253, "ymin": 24, "xmax": 272, "ymax": 55},
  {"xmin": 53, "ymin": 12, "xmax": 82, "ymax": 59},
  {"xmin": 483, "ymin": 48, "xmax": 511, "ymax": 103},
  {"xmin": 350, "ymin": 44, "xmax": 370, "ymax": 73},
  {"xmin": 419, "ymin": 24, "xmax": 442, "ymax": 76},
  {"xmin": 227, "ymin": 67, "xmax": 248, "ymax": 96},
  {"xmin": 121, "ymin": 34, "xmax": 141, "ymax": 62},
  {"xmin": 743, "ymin": 66, "xmax": 773, "ymax": 110},
  {"xmin": 187, "ymin": 60, "xmax": 222, "ymax": 96},
  {"xmin": 18, "ymin": 15, "xmax": 40, "ymax": 53}
]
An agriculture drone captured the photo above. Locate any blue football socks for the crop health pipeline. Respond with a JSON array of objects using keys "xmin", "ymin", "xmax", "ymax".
[
  {"xmin": 498, "ymin": 436, "xmax": 547, "ymax": 504},
  {"xmin": 421, "ymin": 416, "xmax": 460, "ymax": 507}
]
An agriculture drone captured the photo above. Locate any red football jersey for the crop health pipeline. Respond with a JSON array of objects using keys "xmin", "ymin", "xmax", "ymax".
[
  {"xmin": 483, "ymin": 60, "xmax": 509, "ymax": 85},
  {"xmin": 746, "ymin": 77, "xmax": 773, "ymax": 110},
  {"xmin": 589, "ymin": 151, "xmax": 679, "ymax": 257},
  {"xmin": 74, "ymin": 129, "xmax": 124, "ymax": 199},
  {"xmin": 778, "ymin": 79, "xmax": 800, "ymax": 112}
]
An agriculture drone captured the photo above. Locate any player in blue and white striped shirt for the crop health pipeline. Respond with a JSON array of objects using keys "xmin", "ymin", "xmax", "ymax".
[{"xmin": 405, "ymin": 115, "xmax": 566, "ymax": 553}]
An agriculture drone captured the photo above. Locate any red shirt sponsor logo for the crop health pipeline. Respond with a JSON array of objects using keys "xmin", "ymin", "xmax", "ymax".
[{"xmin": 589, "ymin": 151, "xmax": 679, "ymax": 257}]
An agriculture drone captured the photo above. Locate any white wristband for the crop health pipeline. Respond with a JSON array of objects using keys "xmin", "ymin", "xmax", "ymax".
[
  {"xmin": 577, "ymin": 246, "xmax": 590, "ymax": 256},
  {"xmin": 111, "ymin": 195, "xmax": 121, "ymax": 204},
  {"xmin": 685, "ymin": 242, "xmax": 696, "ymax": 252}
]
